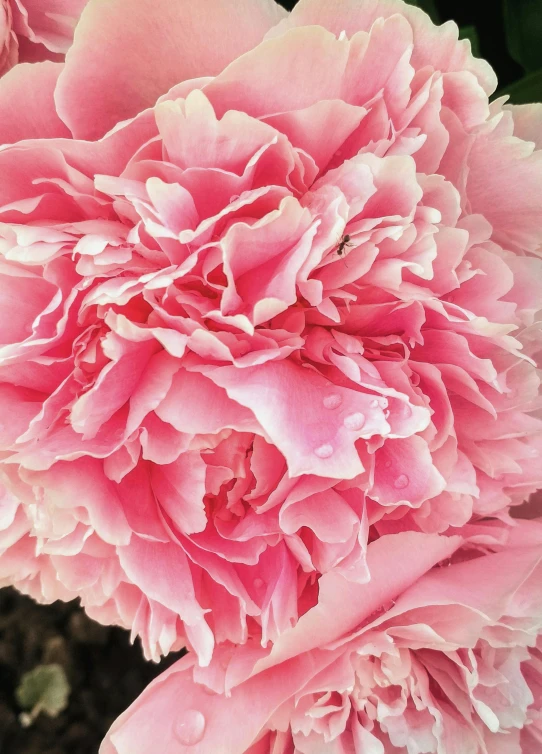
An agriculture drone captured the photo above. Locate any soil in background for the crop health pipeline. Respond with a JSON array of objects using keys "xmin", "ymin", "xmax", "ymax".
[{"xmin": 0, "ymin": 587, "xmax": 184, "ymax": 754}]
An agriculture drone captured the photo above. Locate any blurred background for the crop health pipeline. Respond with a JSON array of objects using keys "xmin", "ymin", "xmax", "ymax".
[
  {"xmin": 1, "ymin": 1, "xmax": 541, "ymax": 753},
  {"xmin": 279, "ymin": 0, "xmax": 542, "ymax": 102}
]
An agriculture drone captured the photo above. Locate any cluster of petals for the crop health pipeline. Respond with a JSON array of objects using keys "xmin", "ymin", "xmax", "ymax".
[
  {"xmin": 0, "ymin": 0, "xmax": 87, "ymax": 75},
  {"xmin": 102, "ymin": 526, "xmax": 542, "ymax": 753},
  {"xmin": 0, "ymin": 3, "xmax": 542, "ymax": 749}
]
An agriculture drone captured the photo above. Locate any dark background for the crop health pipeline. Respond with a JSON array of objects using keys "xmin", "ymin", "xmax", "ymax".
[
  {"xmin": 2, "ymin": 1, "xmax": 542, "ymax": 753},
  {"xmin": 0, "ymin": 589, "xmax": 181, "ymax": 753}
]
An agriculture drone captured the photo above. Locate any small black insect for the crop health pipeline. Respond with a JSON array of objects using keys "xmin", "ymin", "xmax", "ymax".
[{"xmin": 336, "ymin": 233, "xmax": 354, "ymax": 257}]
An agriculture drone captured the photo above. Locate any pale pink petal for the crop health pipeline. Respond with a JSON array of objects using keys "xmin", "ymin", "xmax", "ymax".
[
  {"xmin": 118, "ymin": 537, "xmax": 214, "ymax": 665},
  {"xmin": 272, "ymin": 0, "xmax": 497, "ymax": 94},
  {"xmin": 203, "ymin": 360, "xmax": 424, "ymax": 479},
  {"xmin": 255, "ymin": 531, "xmax": 461, "ymax": 672},
  {"xmin": 55, "ymin": 0, "xmax": 286, "ymax": 138},
  {"xmin": 506, "ymin": 103, "xmax": 542, "ymax": 149},
  {"xmin": 466, "ymin": 114, "xmax": 542, "ymax": 252}
]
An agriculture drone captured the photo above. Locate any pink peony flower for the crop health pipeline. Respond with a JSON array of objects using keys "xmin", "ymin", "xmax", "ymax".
[
  {"xmin": 0, "ymin": 0, "xmax": 541, "ymax": 670},
  {"xmin": 100, "ymin": 528, "xmax": 542, "ymax": 753},
  {"xmin": 0, "ymin": 0, "xmax": 88, "ymax": 76}
]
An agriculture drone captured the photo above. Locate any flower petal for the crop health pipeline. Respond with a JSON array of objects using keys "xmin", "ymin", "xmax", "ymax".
[
  {"xmin": 55, "ymin": 0, "xmax": 286, "ymax": 138},
  {"xmin": 0, "ymin": 62, "xmax": 70, "ymax": 143}
]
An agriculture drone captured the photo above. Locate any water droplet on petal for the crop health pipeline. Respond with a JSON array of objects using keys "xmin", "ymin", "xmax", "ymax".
[
  {"xmin": 385, "ymin": 460, "xmax": 392, "ymax": 469},
  {"xmin": 175, "ymin": 710, "xmax": 206, "ymax": 746},
  {"xmin": 323, "ymin": 393, "xmax": 342, "ymax": 410},
  {"xmin": 229, "ymin": 194, "xmax": 240, "ymax": 203},
  {"xmin": 394, "ymin": 474, "xmax": 409, "ymax": 490},
  {"xmin": 343, "ymin": 412, "xmax": 366, "ymax": 431},
  {"xmin": 370, "ymin": 399, "xmax": 379, "ymax": 408},
  {"xmin": 314, "ymin": 444, "xmax": 334, "ymax": 459},
  {"xmin": 379, "ymin": 398, "xmax": 388, "ymax": 409},
  {"xmin": 253, "ymin": 577, "xmax": 264, "ymax": 589}
]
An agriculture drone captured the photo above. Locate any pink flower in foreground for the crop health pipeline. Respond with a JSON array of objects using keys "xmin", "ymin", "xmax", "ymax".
[
  {"xmin": 101, "ymin": 528, "xmax": 542, "ymax": 754},
  {"xmin": 0, "ymin": 0, "xmax": 87, "ymax": 75},
  {"xmin": 0, "ymin": 0, "xmax": 542, "ymax": 667}
]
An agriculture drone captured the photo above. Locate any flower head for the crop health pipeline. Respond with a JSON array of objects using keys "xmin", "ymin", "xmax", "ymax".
[{"xmin": 0, "ymin": 0, "xmax": 541, "ymax": 668}]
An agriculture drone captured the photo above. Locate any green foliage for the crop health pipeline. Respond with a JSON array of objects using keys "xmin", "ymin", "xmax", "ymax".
[
  {"xmin": 497, "ymin": 69, "xmax": 542, "ymax": 104},
  {"xmin": 503, "ymin": 0, "xmax": 542, "ymax": 72},
  {"xmin": 16, "ymin": 664, "xmax": 70, "ymax": 726},
  {"xmin": 500, "ymin": 0, "xmax": 542, "ymax": 103}
]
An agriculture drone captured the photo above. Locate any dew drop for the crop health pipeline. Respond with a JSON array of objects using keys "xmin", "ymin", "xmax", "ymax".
[
  {"xmin": 314, "ymin": 443, "xmax": 334, "ymax": 459},
  {"xmin": 253, "ymin": 577, "xmax": 264, "ymax": 589},
  {"xmin": 229, "ymin": 194, "xmax": 240, "ymax": 203},
  {"xmin": 370, "ymin": 399, "xmax": 379, "ymax": 408},
  {"xmin": 343, "ymin": 412, "xmax": 366, "ymax": 431},
  {"xmin": 323, "ymin": 393, "xmax": 342, "ymax": 410},
  {"xmin": 394, "ymin": 474, "xmax": 409, "ymax": 490},
  {"xmin": 385, "ymin": 460, "xmax": 392, "ymax": 469},
  {"xmin": 174, "ymin": 710, "xmax": 206, "ymax": 746}
]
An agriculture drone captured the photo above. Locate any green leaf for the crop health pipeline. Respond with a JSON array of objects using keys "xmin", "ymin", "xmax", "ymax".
[
  {"xmin": 503, "ymin": 0, "xmax": 542, "ymax": 72},
  {"xmin": 496, "ymin": 69, "xmax": 542, "ymax": 104},
  {"xmin": 459, "ymin": 26, "xmax": 481, "ymax": 58},
  {"xmin": 16, "ymin": 664, "xmax": 70, "ymax": 725},
  {"xmin": 404, "ymin": 0, "xmax": 440, "ymax": 24}
]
